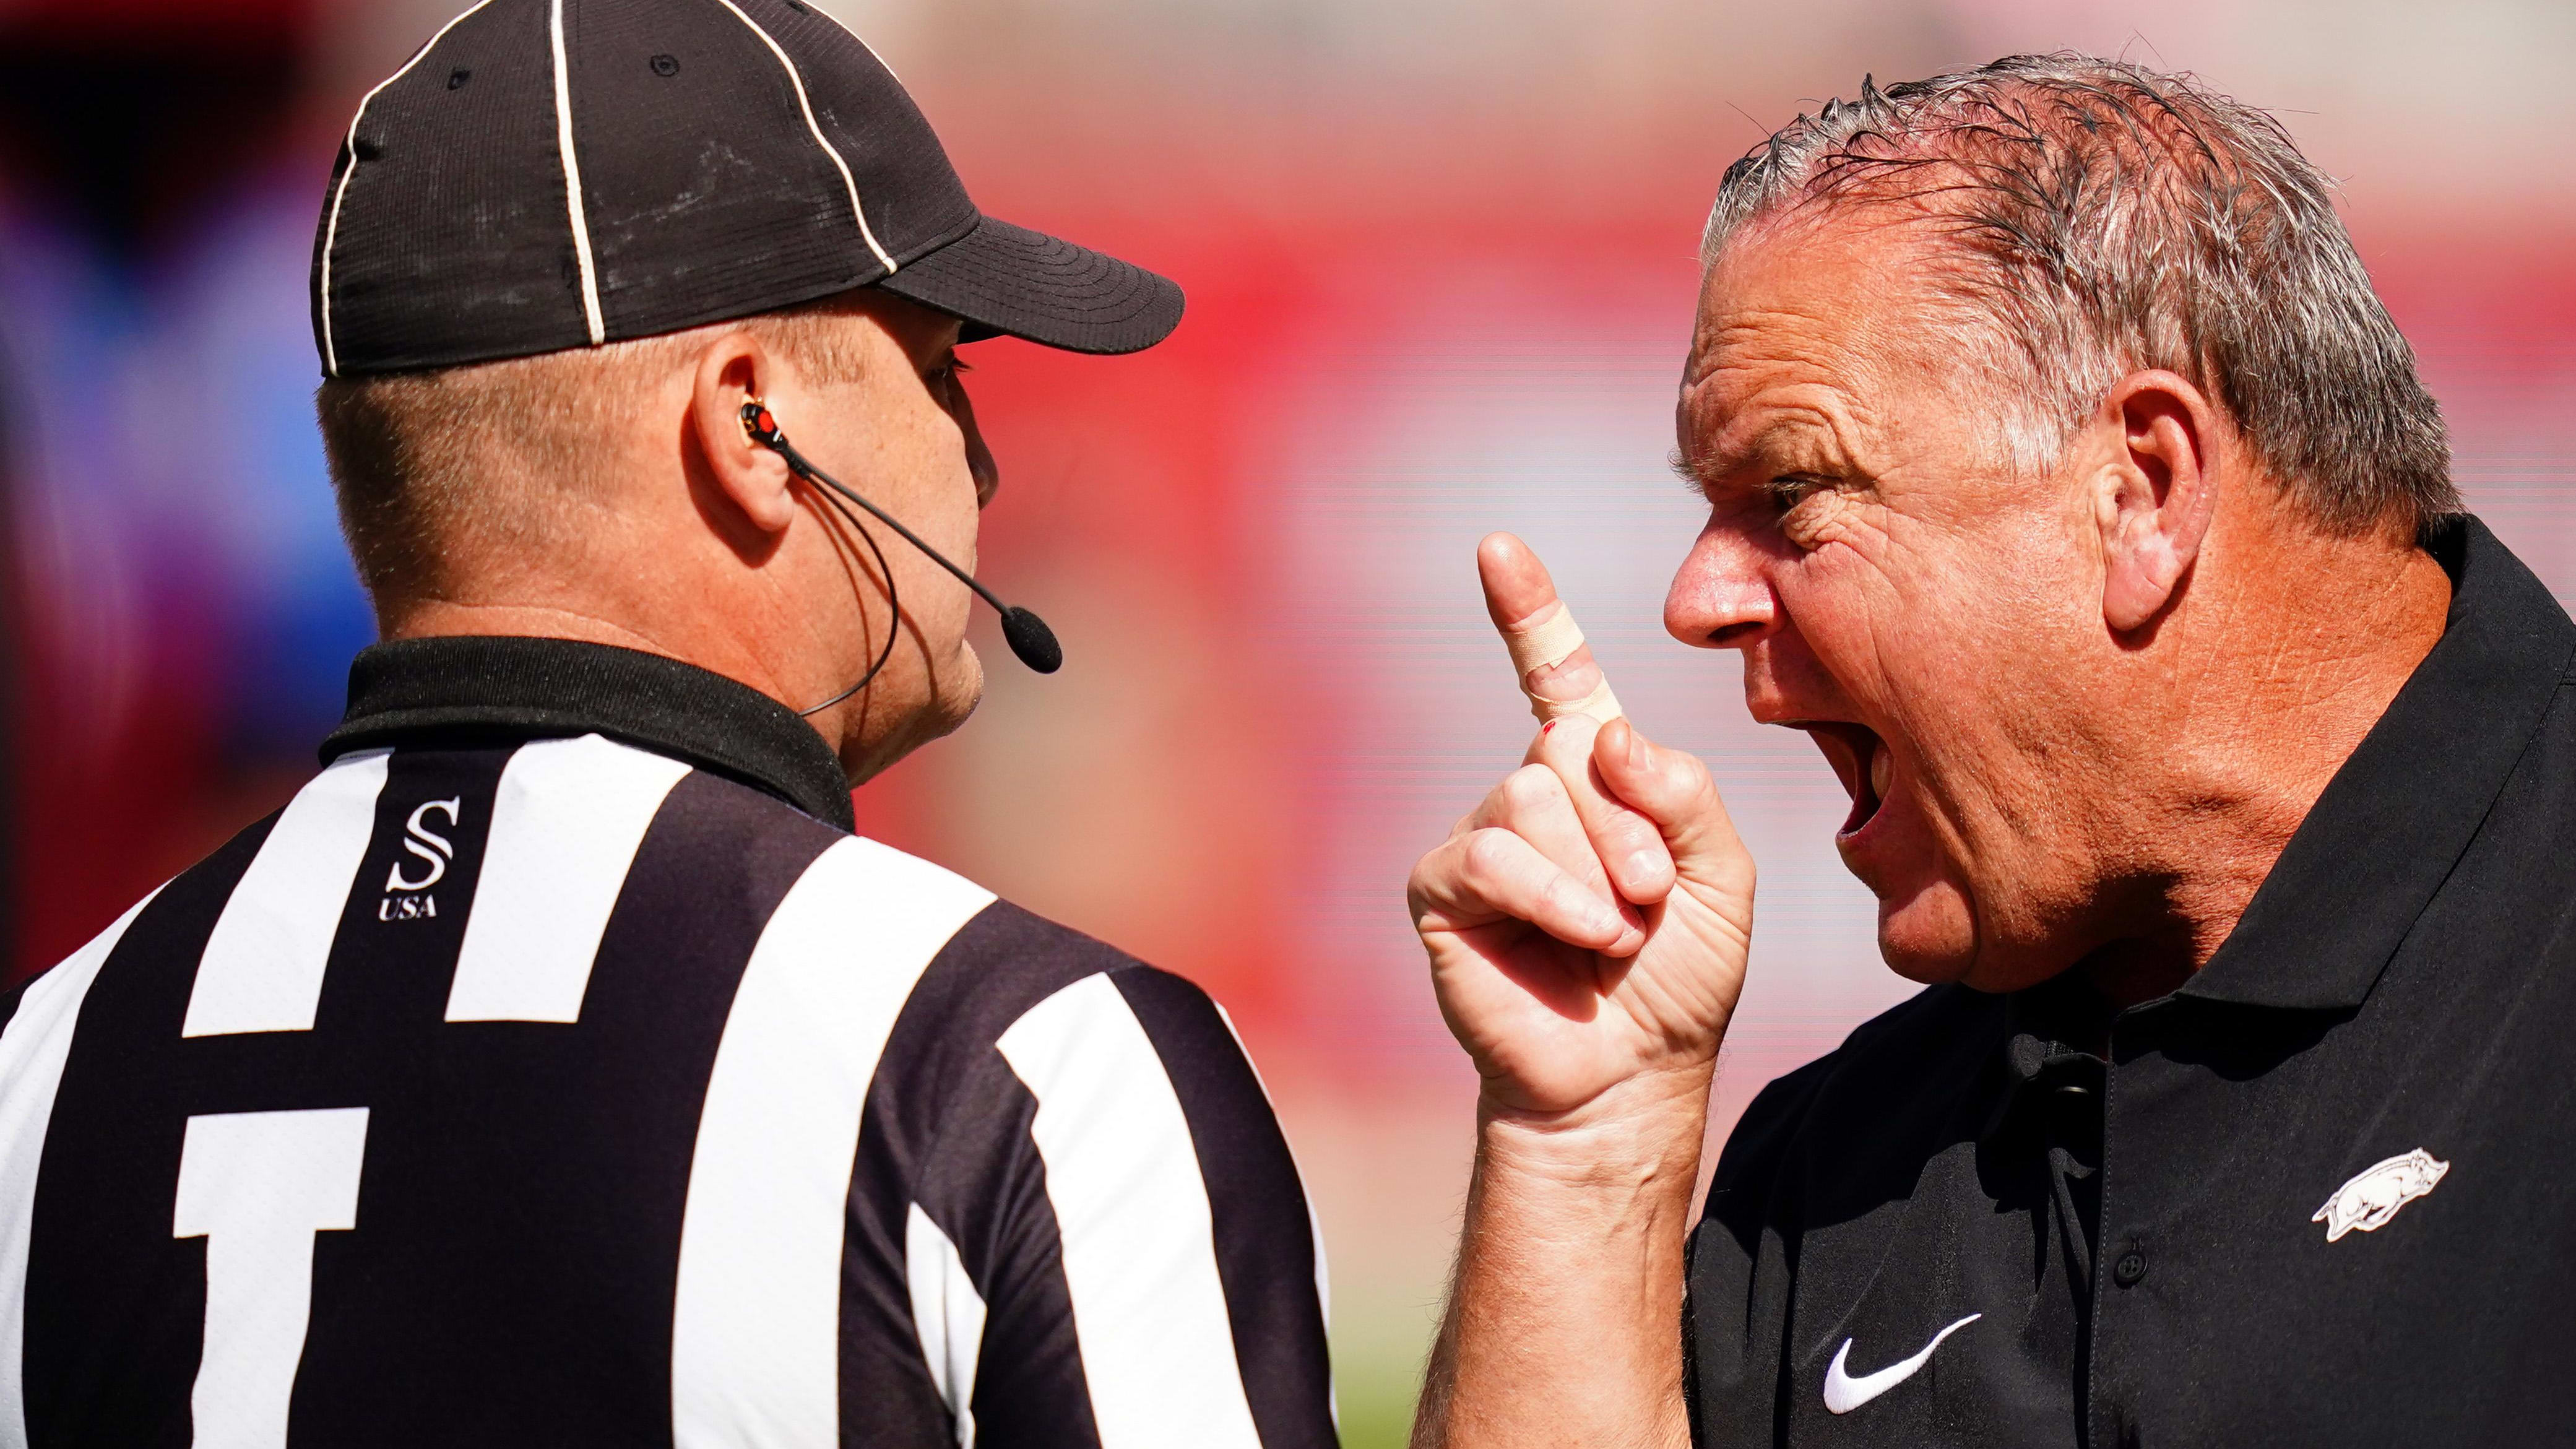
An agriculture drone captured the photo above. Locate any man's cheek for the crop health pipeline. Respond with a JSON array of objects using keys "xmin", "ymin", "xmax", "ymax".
[{"xmin": 1776, "ymin": 571, "xmax": 1900, "ymax": 703}]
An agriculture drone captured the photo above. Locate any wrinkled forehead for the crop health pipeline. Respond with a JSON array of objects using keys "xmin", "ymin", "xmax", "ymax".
[
  {"xmin": 1687, "ymin": 211, "xmax": 1959, "ymax": 381},
  {"xmin": 1679, "ymin": 213, "xmax": 1988, "ymax": 457}
]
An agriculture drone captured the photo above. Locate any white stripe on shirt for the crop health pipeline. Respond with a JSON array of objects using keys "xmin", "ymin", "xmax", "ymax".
[
  {"xmin": 906, "ymin": 1203, "xmax": 987, "ymax": 1449},
  {"xmin": 0, "ymin": 887, "xmax": 162, "ymax": 1449},
  {"xmin": 447, "ymin": 736, "xmax": 690, "ymax": 1023},
  {"xmin": 184, "ymin": 751, "xmax": 391, "ymax": 1037},
  {"xmin": 995, "ymin": 973, "xmax": 1263, "ymax": 1449},
  {"xmin": 670, "ymin": 837, "xmax": 993, "ymax": 1448}
]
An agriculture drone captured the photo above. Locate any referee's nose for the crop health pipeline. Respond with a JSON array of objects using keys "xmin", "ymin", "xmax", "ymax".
[
  {"xmin": 948, "ymin": 369, "xmax": 1001, "ymax": 509},
  {"xmin": 1666, "ymin": 517, "xmax": 1783, "ymax": 651}
]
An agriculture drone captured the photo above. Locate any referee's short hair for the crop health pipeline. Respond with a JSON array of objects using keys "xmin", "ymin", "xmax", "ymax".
[{"xmin": 314, "ymin": 298, "xmax": 876, "ymax": 607}]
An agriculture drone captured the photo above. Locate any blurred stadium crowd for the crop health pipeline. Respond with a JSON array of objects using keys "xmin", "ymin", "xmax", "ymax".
[{"xmin": 4, "ymin": 0, "xmax": 2569, "ymax": 1437}]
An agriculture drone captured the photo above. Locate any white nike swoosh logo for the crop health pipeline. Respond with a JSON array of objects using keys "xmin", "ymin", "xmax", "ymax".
[{"xmin": 1822, "ymin": 1313, "xmax": 1981, "ymax": 1414}]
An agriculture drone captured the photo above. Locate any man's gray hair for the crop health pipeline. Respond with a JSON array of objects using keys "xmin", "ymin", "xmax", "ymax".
[{"xmin": 1705, "ymin": 53, "xmax": 2455, "ymax": 537}]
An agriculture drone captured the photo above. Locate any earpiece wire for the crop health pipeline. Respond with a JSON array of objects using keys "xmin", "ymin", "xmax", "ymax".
[{"xmin": 790, "ymin": 462, "xmax": 904, "ymax": 718}]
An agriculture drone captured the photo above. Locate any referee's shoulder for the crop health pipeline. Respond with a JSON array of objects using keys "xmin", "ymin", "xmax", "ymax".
[
  {"xmin": 844, "ymin": 836, "xmax": 1302, "ymax": 1239},
  {"xmin": 808, "ymin": 824, "xmax": 1266, "ymax": 1122},
  {"xmin": 883, "ymin": 874, "xmax": 1248, "ymax": 1086}
]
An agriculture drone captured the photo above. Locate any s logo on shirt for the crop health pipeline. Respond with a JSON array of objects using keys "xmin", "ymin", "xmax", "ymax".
[{"xmin": 381, "ymin": 797, "xmax": 460, "ymax": 918}]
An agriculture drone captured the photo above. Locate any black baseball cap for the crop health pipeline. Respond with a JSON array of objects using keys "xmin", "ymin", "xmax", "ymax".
[{"xmin": 311, "ymin": 0, "xmax": 1183, "ymax": 378}]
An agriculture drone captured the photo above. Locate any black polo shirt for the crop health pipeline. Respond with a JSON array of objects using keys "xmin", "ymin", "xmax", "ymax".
[{"xmin": 1687, "ymin": 515, "xmax": 2576, "ymax": 1447}]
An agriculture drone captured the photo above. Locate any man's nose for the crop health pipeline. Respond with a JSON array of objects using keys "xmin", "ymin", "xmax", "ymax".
[{"xmin": 1665, "ymin": 521, "xmax": 1778, "ymax": 650}]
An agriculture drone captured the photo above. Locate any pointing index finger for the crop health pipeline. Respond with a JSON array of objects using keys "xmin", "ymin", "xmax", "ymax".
[{"xmin": 1478, "ymin": 532, "xmax": 1624, "ymax": 726}]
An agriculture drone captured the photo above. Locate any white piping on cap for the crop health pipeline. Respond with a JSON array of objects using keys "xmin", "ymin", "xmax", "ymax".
[
  {"xmin": 317, "ymin": 0, "xmax": 499, "ymax": 378},
  {"xmin": 707, "ymin": 0, "xmax": 899, "ymax": 275},
  {"xmin": 550, "ymin": 0, "xmax": 608, "ymax": 345}
]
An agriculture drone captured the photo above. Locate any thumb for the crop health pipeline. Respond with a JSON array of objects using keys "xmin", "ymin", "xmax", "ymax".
[{"xmin": 1592, "ymin": 717, "xmax": 1749, "ymax": 889}]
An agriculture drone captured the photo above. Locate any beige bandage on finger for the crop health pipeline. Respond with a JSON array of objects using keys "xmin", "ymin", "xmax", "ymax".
[{"xmin": 1503, "ymin": 602, "xmax": 1625, "ymax": 724}]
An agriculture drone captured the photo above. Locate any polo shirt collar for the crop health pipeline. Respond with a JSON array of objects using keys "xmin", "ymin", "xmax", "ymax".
[
  {"xmin": 320, "ymin": 635, "xmax": 856, "ymax": 831},
  {"xmin": 2180, "ymin": 515, "xmax": 2576, "ymax": 1011},
  {"xmin": 1983, "ymin": 969, "xmax": 2114, "ymax": 1143}
]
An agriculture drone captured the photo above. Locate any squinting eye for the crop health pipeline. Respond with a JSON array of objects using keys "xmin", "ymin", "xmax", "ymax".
[{"xmin": 1766, "ymin": 475, "xmax": 1825, "ymax": 513}]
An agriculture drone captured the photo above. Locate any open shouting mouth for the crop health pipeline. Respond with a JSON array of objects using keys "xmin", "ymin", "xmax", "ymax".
[{"xmin": 1799, "ymin": 722, "xmax": 1891, "ymax": 841}]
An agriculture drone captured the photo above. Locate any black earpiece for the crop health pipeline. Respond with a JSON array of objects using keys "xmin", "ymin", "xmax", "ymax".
[{"xmin": 741, "ymin": 400, "xmax": 1061, "ymax": 715}]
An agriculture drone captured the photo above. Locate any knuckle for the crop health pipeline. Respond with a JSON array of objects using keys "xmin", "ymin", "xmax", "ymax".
[
  {"xmin": 1667, "ymin": 749, "xmax": 1714, "ymax": 798},
  {"xmin": 1541, "ymin": 716, "xmax": 1599, "ymax": 758},
  {"xmin": 1422, "ymin": 826, "xmax": 1484, "ymax": 876},
  {"xmin": 1459, "ymin": 827, "xmax": 1521, "ymax": 883},
  {"xmin": 1498, "ymin": 763, "xmax": 1562, "ymax": 812},
  {"xmin": 1608, "ymin": 809, "xmax": 1664, "ymax": 853},
  {"xmin": 1537, "ymin": 871, "xmax": 1586, "ymax": 915}
]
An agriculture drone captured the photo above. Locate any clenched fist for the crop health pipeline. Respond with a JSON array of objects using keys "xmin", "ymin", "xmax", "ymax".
[{"xmin": 1408, "ymin": 534, "xmax": 1757, "ymax": 1118}]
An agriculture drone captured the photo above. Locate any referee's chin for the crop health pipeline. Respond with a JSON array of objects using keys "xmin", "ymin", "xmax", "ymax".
[
  {"xmin": 839, "ymin": 639, "xmax": 985, "ymax": 786},
  {"xmin": 931, "ymin": 638, "xmax": 987, "ymax": 738}
]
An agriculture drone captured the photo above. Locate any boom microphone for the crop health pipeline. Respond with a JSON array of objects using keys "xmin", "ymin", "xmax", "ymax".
[{"xmin": 741, "ymin": 400, "xmax": 1063, "ymax": 715}]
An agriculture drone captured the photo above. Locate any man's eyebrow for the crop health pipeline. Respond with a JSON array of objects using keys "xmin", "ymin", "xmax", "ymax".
[
  {"xmin": 1675, "ymin": 416, "xmax": 1843, "ymax": 495},
  {"xmin": 1669, "ymin": 446, "xmax": 1709, "ymax": 495}
]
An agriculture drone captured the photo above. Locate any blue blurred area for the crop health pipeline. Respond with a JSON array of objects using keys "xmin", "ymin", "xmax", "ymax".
[
  {"xmin": 1, "ymin": 171, "xmax": 373, "ymax": 770},
  {"xmin": 150, "ymin": 173, "xmax": 379, "ymax": 758}
]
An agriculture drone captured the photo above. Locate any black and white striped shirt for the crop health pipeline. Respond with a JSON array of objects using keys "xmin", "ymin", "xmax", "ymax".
[{"xmin": 0, "ymin": 637, "xmax": 1334, "ymax": 1448}]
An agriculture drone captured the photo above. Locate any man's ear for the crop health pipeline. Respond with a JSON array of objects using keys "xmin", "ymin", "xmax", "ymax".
[
  {"xmin": 689, "ymin": 330, "xmax": 798, "ymax": 535},
  {"xmin": 2093, "ymin": 369, "xmax": 2221, "ymax": 634}
]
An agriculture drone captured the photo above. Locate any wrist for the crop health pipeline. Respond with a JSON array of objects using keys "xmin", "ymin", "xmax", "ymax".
[{"xmin": 1476, "ymin": 1063, "xmax": 1713, "ymax": 1192}]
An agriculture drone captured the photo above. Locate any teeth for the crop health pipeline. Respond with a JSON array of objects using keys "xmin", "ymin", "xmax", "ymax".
[{"xmin": 1869, "ymin": 745, "xmax": 1893, "ymax": 800}]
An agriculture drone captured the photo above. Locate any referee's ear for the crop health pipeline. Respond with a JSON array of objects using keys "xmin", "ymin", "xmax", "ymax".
[{"xmin": 689, "ymin": 331, "xmax": 800, "ymax": 539}]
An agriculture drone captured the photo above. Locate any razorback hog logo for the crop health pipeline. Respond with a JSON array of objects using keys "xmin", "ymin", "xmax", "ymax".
[{"xmin": 2313, "ymin": 1148, "xmax": 2448, "ymax": 1243}]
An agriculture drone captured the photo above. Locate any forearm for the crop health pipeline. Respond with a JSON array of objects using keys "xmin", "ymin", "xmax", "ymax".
[{"xmin": 1412, "ymin": 1065, "xmax": 1714, "ymax": 1449}]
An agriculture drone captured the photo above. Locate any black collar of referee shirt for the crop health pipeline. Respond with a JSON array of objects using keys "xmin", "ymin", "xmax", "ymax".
[
  {"xmin": 321, "ymin": 636, "xmax": 856, "ymax": 832},
  {"xmin": 2176, "ymin": 514, "xmax": 2576, "ymax": 1013}
]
